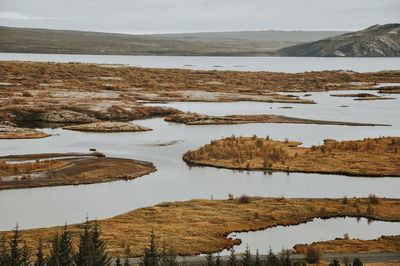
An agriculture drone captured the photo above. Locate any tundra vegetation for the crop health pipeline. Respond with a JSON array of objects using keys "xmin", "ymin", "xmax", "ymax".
[
  {"xmin": 0, "ymin": 153, "xmax": 156, "ymax": 190},
  {"xmin": 164, "ymin": 113, "xmax": 387, "ymax": 127},
  {"xmin": 183, "ymin": 136, "xmax": 400, "ymax": 177},
  {"xmin": 0, "ymin": 61, "xmax": 399, "ymax": 126},
  {"xmin": 0, "ymin": 197, "xmax": 398, "ymax": 258}
]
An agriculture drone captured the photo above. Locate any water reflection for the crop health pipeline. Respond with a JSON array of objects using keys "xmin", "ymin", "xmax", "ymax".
[{"xmin": 220, "ymin": 217, "xmax": 400, "ymax": 254}]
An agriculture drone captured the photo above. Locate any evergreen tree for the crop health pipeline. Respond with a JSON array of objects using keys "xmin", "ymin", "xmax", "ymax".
[
  {"xmin": 141, "ymin": 229, "xmax": 159, "ymax": 266},
  {"xmin": 115, "ymin": 257, "xmax": 122, "ymax": 266},
  {"xmin": 206, "ymin": 252, "xmax": 214, "ymax": 266},
  {"xmin": 279, "ymin": 249, "xmax": 290, "ymax": 266},
  {"xmin": 21, "ymin": 241, "xmax": 30, "ymax": 266},
  {"xmin": 9, "ymin": 225, "xmax": 23, "ymax": 266},
  {"xmin": 215, "ymin": 253, "xmax": 221, "ymax": 266},
  {"xmin": 48, "ymin": 225, "xmax": 74, "ymax": 266},
  {"xmin": 242, "ymin": 245, "xmax": 251, "ymax": 266},
  {"xmin": 35, "ymin": 238, "xmax": 45, "ymax": 266},
  {"xmin": 353, "ymin": 258, "xmax": 363, "ymax": 266},
  {"xmin": 91, "ymin": 221, "xmax": 110, "ymax": 266},
  {"xmin": 254, "ymin": 249, "xmax": 261, "ymax": 266},
  {"xmin": 227, "ymin": 248, "xmax": 237, "ymax": 266},
  {"xmin": 266, "ymin": 248, "xmax": 278, "ymax": 266},
  {"xmin": 0, "ymin": 235, "xmax": 10, "ymax": 266},
  {"xmin": 124, "ymin": 258, "xmax": 130, "ymax": 266},
  {"xmin": 75, "ymin": 218, "xmax": 93, "ymax": 266},
  {"xmin": 47, "ymin": 233, "xmax": 60, "ymax": 266},
  {"xmin": 329, "ymin": 258, "xmax": 340, "ymax": 266}
]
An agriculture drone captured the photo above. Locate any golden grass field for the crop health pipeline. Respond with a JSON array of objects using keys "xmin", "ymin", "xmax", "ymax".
[
  {"xmin": 183, "ymin": 136, "xmax": 400, "ymax": 177},
  {"xmin": 0, "ymin": 197, "xmax": 398, "ymax": 258}
]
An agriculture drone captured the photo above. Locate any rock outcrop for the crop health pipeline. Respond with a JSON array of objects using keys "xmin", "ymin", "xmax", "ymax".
[{"xmin": 279, "ymin": 24, "xmax": 400, "ymax": 57}]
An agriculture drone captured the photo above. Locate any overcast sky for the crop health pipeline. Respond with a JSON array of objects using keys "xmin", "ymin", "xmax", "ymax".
[{"xmin": 0, "ymin": 0, "xmax": 399, "ymax": 34}]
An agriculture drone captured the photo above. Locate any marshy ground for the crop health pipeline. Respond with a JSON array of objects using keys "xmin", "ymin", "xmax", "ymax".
[
  {"xmin": 0, "ymin": 152, "xmax": 156, "ymax": 189},
  {"xmin": 183, "ymin": 136, "xmax": 400, "ymax": 177},
  {"xmin": 0, "ymin": 196, "xmax": 398, "ymax": 258}
]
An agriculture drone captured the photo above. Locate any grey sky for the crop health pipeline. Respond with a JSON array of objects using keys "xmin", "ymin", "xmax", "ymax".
[{"xmin": 0, "ymin": 0, "xmax": 399, "ymax": 34}]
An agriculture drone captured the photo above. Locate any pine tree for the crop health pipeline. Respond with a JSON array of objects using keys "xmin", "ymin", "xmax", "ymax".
[
  {"xmin": 254, "ymin": 249, "xmax": 261, "ymax": 266},
  {"xmin": 227, "ymin": 248, "xmax": 237, "ymax": 266},
  {"xmin": 48, "ymin": 225, "xmax": 74, "ymax": 266},
  {"xmin": 91, "ymin": 221, "xmax": 110, "ymax": 266},
  {"xmin": 242, "ymin": 245, "xmax": 251, "ymax": 266},
  {"xmin": 0, "ymin": 235, "xmax": 10, "ymax": 266},
  {"xmin": 21, "ymin": 241, "xmax": 30, "ymax": 266},
  {"xmin": 115, "ymin": 257, "xmax": 122, "ymax": 266},
  {"xmin": 141, "ymin": 229, "xmax": 159, "ymax": 266},
  {"xmin": 215, "ymin": 253, "xmax": 221, "ymax": 266},
  {"xmin": 59, "ymin": 225, "xmax": 73, "ymax": 265},
  {"xmin": 266, "ymin": 248, "xmax": 278, "ymax": 266},
  {"xmin": 329, "ymin": 258, "xmax": 340, "ymax": 266},
  {"xmin": 35, "ymin": 238, "xmax": 45, "ymax": 266},
  {"xmin": 47, "ymin": 233, "xmax": 60, "ymax": 265},
  {"xmin": 75, "ymin": 218, "xmax": 93, "ymax": 266},
  {"xmin": 279, "ymin": 249, "xmax": 290, "ymax": 266},
  {"xmin": 206, "ymin": 252, "xmax": 214, "ymax": 266},
  {"xmin": 9, "ymin": 225, "xmax": 23, "ymax": 266},
  {"xmin": 353, "ymin": 258, "xmax": 363, "ymax": 266}
]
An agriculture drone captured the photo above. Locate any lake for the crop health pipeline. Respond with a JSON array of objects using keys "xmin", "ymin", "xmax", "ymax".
[
  {"xmin": 0, "ymin": 54, "xmax": 399, "ymax": 254},
  {"xmin": 0, "ymin": 53, "xmax": 399, "ymax": 73}
]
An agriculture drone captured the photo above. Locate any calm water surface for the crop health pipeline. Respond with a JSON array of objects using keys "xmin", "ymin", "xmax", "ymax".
[
  {"xmin": 0, "ymin": 54, "xmax": 399, "ymax": 251},
  {"xmin": 221, "ymin": 218, "xmax": 400, "ymax": 254},
  {"xmin": 0, "ymin": 91, "xmax": 399, "ymax": 231},
  {"xmin": 0, "ymin": 53, "xmax": 399, "ymax": 72}
]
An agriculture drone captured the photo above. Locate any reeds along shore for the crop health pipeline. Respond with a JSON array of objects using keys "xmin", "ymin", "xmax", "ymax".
[{"xmin": 183, "ymin": 136, "xmax": 400, "ymax": 176}]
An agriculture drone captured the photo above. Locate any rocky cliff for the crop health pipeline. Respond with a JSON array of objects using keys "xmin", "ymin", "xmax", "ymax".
[{"xmin": 279, "ymin": 24, "xmax": 400, "ymax": 57}]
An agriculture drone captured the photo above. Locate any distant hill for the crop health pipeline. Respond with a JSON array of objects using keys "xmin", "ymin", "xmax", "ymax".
[
  {"xmin": 278, "ymin": 24, "xmax": 400, "ymax": 57},
  {"xmin": 0, "ymin": 26, "xmax": 345, "ymax": 56}
]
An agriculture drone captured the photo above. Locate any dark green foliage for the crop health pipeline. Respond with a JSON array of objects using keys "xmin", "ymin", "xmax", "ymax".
[
  {"xmin": 124, "ymin": 258, "xmax": 130, "ymax": 266},
  {"xmin": 353, "ymin": 258, "xmax": 363, "ymax": 266},
  {"xmin": 48, "ymin": 225, "xmax": 74, "ymax": 266},
  {"xmin": 279, "ymin": 249, "xmax": 290, "ymax": 266},
  {"xmin": 35, "ymin": 238, "xmax": 45, "ymax": 266},
  {"xmin": 141, "ymin": 230, "xmax": 159, "ymax": 266},
  {"xmin": 215, "ymin": 253, "xmax": 221, "ymax": 266},
  {"xmin": 115, "ymin": 257, "xmax": 122, "ymax": 266},
  {"xmin": 9, "ymin": 225, "xmax": 23, "ymax": 266},
  {"xmin": 0, "ymin": 235, "xmax": 10, "ymax": 266},
  {"xmin": 242, "ymin": 245, "xmax": 251, "ymax": 266},
  {"xmin": 329, "ymin": 258, "xmax": 340, "ymax": 266},
  {"xmin": 254, "ymin": 249, "xmax": 261, "ymax": 266},
  {"xmin": 21, "ymin": 241, "xmax": 30, "ymax": 266},
  {"xmin": 206, "ymin": 252, "xmax": 214, "ymax": 266},
  {"xmin": 228, "ymin": 248, "xmax": 237, "ymax": 266},
  {"xmin": 91, "ymin": 221, "xmax": 111, "ymax": 266},
  {"xmin": 74, "ymin": 219, "xmax": 92, "ymax": 265},
  {"xmin": 266, "ymin": 248, "xmax": 279, "ymax": 266},
  {"xmin": 74, "ymin": 219, "xmax": 110, "ymax": 266}
]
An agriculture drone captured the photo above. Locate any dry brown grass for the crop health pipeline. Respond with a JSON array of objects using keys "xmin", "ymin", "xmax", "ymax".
[
  {"xmin": 0, "ymin": 61, "xmax": 399, "ymax": 125},
  {"xmin": 295, "ymin": 235, "xmax": 400, "ymax": 254},
  {"xmin": 0, "ymin": 197, "xmax": 398, "ymax": 258},
  {"xmin": 0, "ymin": 154, "xmax": 155, "ymax": 190},
  {"xmin": 164, "ymin": 113, "xmax": 384, "ymax": 126},
  {"xmin": 183, "ymin": 136, "xmax": 400, "ymax": 177}
]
